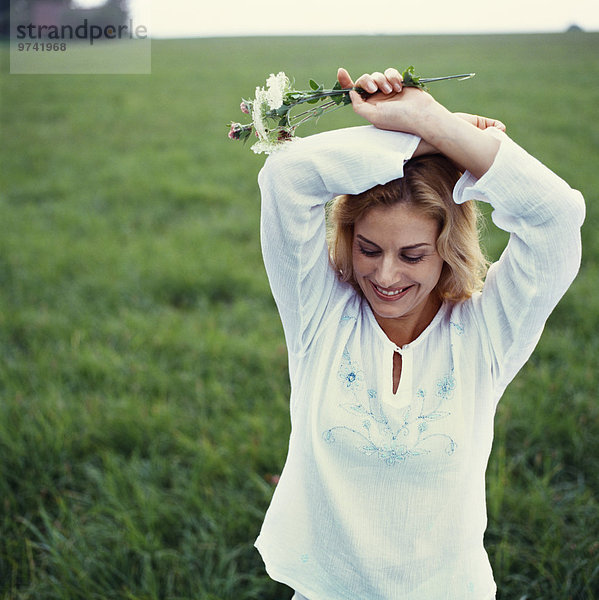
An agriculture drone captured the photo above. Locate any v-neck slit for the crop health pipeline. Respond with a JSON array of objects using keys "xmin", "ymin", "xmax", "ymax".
[
  {"xmin": 361, "ymin": 299, "xmax": 449, "ymax": 402},
  {"xmin": 392, "ymin": 351, "xmax": 402, "ymax": 395},
  {"xmin": 390, "ymin": 346, "xmax": 411, "ymax": 400}
]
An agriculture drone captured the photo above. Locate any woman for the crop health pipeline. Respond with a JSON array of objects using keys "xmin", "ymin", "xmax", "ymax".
[{"xmin": 255, "ymin": 67, "xmax": 585, "ymax": 599}]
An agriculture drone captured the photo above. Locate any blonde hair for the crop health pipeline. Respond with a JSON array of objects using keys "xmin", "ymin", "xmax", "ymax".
[{"xmin": 327, "ymin": 154, "xmax": 488, "ymax": 303}]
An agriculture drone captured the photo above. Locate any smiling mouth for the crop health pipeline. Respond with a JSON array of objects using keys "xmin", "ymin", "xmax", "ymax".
[{"xmin": 370, "ymin": 281, "xmax": 413, "ymax": 300}]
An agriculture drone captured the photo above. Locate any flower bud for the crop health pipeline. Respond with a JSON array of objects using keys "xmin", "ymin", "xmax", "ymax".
[{"xmin": 228, "ymin": 122, "xmax": 253, "ymax": 141}]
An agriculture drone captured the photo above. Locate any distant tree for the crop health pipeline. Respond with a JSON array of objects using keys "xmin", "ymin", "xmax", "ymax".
[
  {"xmin": 566, "ymin": 24, "xmax": 584, "ymax": 33},
  {"xmin": 0, "ymin": 0, "xmax": 130, "ymax": 38},
  {"xmin": 0, "ymin": 0, "xmax": 12, "ymax": 37},
  {"xmin": 62, "ymin": 1, "xmax": 129, "ymax": 32},
  {"xmin": 1, "ymin": 1, "xmax": 67, "ymax": 38}
]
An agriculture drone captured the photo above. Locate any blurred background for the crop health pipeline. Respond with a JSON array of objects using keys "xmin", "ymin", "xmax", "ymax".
[
  {"xmin": 1, "ymin": 1, "xmax": 598, "ymax": 599},
  {"xmin": 3, "ymin": 0, "xmax": 598, "ymax": 38}
]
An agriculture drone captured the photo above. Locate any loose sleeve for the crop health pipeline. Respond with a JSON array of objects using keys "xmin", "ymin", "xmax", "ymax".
[
  {"xmin": 259, "ymin": 126, "xmax": 420, "ymax": 355},
  {"xmin": 454, "ymin": 128, "xmax": 585, "ymax": 399}
]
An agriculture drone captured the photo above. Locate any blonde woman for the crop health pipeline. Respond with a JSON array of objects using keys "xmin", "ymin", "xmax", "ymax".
[{"xmin": 255, "ymin": 66, "xmax": 585, "ymax": 599}]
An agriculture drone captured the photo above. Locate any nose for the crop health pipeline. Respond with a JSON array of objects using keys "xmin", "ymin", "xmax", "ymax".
[{"xmin": 376, "ymin": 254, "xmax": 403, "ymax": 288}]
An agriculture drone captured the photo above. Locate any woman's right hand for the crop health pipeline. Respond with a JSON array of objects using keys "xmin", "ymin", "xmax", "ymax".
[
  {"xmin": 338, "ymin": 67, "xmax": 438, "ymax": 136},
  {"xmin": 338, "ymin": 66, "xmax": 504, "ymax": 178},
  {"xmin": 338, "ymin": 68, "xmax": 506, "ymax": 137}
]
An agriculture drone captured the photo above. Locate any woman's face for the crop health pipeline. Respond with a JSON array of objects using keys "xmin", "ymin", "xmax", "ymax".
[{"xmin": 352, "ymin": 203, "xmax": 444, "ymax": 323}]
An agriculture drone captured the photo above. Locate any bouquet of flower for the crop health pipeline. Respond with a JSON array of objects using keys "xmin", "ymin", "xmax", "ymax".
[{"xmin": 228, "ymin": 66, "xmax": 475, "ymax": 154}]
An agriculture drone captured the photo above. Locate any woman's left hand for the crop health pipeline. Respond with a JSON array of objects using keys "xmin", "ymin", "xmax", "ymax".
[{"xmin": 454, "ymin": 112, "xmax": 506, "ymax": 133}]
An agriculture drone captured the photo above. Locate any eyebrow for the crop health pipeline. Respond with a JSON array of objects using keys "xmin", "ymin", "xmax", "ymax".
[{"xmin": 356, "ymin": 234, "xmax": 433, "ymax": 251}]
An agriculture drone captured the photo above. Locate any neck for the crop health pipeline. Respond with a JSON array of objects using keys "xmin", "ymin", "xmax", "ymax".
[{"xmin": 374, "ymin": 293, "xmax": 442, "ymax": 348}]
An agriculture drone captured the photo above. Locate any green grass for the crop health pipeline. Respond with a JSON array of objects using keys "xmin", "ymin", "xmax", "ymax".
[{"xmin": 1, "ymin": 32, "xmax": 598, "ymax": 599}]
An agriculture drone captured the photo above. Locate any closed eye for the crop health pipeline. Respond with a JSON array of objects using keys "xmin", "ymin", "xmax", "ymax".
[
  {"xmin": 359, "ymin": 244, "xmax": 424, "ymax": 263},
  {"xmin": 358, "ymin": 245, "xmax": 380, "ymax": 257},
  {"xmin": 402, "ymin": 254, "xmax": 424, "ymax": 264}
]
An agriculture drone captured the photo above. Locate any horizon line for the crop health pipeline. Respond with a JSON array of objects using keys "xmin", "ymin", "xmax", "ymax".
[{"xmin": 148, "ymin": 27, "xmax": 596, "ymax": 40}]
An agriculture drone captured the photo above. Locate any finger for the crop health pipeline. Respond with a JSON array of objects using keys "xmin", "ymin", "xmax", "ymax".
[
  {"xmin": 456, "ymin": 112, "xmax": 506, "ymax": 132},
  {"xmin": 384, "ymin": 67, "xmax": 403, "ymax": 92},
  {"xmin": 348, "ymin": 89, "xmax": 374, "ymax": 120},
  {"xmin": 354, "ymin": 72, "xmax": 393, "ymax": 94},
  {"xmin": 354, "ymin": 73, "xmax": 378, "ymax": 94},
  {"xmin": 370, "ymin": 71, "xmax": 393, "ymax": 94},
  {"xmin": 348, "ymin": 89, "xmax": 365, "ymax": 107},
  {"xmin": 478, "ymin": 115, "xmax": 506, "ymax": 131},
  {"xmin": 337, "ymin": 67, "xmax": 354, "ymax": 89},
  {"xmin": 492, "ymin": 119, "xmax": 506, "ymax": 131}
]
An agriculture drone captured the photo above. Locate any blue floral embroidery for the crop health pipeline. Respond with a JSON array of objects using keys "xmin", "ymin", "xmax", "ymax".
[
  {"xmin": 450, "ymin": 320, "xmax": 465, "ymax": 335},
  {"xmin": 340, "ymin": 314, "xmax": 357, "ymax": 324},
  {"xmin": 436, "ymin": 372, "xmax": 456, "ymax": 400},
  {"xmin": 338, "ymin": 348, "xmax": 364, "ymax": 391},
  {"xmin": 323, "ymin": 374, "xmax": 457, "ymax": 465}
]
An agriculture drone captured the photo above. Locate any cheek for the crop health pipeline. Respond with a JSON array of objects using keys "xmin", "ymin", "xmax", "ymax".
[
  {"xmin": 352, "ymin": 250, "xmax": 377, "ymax": 281},
  {"xmin": 412, "ymin": 257, "xmax": 444, "ymax": 289},
  {"xmin": 428, "ymin": 258, "xmax": 445, "ymax": 285},
  {"xmin": 351, "ymin": 249, "xmax": 366, "ymax": 277}
]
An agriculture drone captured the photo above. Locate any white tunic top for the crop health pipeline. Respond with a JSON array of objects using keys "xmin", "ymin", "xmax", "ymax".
[{"xmin": 255, "ymin": 125, "xmax": 584, "ymax": 600}]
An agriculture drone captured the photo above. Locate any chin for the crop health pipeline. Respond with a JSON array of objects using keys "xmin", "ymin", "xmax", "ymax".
[{"xmin": 372, "ymin": 303, "xmax": 412, "ymax": 320}]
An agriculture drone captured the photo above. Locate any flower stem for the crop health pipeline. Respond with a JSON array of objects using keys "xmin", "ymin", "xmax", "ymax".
[
  {"xmin": 290, "ymin": 90, "xmax": 348, "ymax": 105},
  {"xmin": 291, "ymin": 99, "xmax": 338, "ymax": 120},
  {"xmin": 419, "ymin": 73, "xmax": 475, "ymax": 83},
  {"xmin": 290, "ymin": 101, "xmax": 348, "ymax": 128}
]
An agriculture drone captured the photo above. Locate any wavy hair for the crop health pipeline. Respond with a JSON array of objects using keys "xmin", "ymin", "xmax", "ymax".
[{"xmin": 327, "ymin": 154, "xmax": 489, "ymax": 303}]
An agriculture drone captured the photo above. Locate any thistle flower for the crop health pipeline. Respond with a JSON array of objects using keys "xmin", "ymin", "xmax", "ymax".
[
  {"xmin": 228, "ymin": 66, "xmax": 475, "ymax": 154},
  {"xmin": 228, "ymin": 122, "xmax": 252, "ymax": 141}
]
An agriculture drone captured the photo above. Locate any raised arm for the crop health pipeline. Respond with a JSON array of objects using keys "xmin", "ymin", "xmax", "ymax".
[
  {"xmin": 337, "ymin": 67, "xmax": 504, "ymax": 178},
  {"xmin": 336, "ymin": 67, "xmax": 584, "ymax": 396},
  {"xmin": 260, "ymin": 126, "xmax": 420, "ymax": 355}
]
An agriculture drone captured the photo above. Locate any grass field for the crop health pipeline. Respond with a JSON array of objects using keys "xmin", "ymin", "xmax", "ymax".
[{"xmin": 1, "ymin": 32, "xmax": 598, "ymax": 599}]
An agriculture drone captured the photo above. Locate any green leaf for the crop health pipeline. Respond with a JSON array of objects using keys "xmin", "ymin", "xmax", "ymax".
[
  {"xmin": 401, "ymin": 65, "xmax": 428, "ymax": 91},
  {"xmin": 332, "ymin": 81, "xmax": 342, "ymax": 91},
  {"xmin": 309, "ymin": 79, "xmax": 320, "ymax": 91},
  {"xmin": 401, "ymin": 65, "xmax": 417, "ymax": 85}
]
